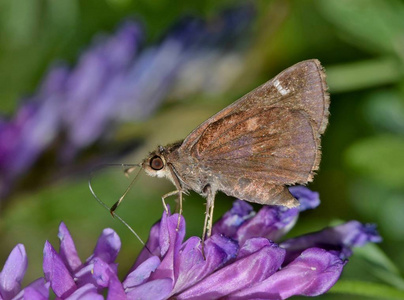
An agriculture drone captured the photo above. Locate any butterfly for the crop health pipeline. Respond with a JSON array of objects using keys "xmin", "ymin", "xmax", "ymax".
[{"xmin": 112, "ymin": 59, "xmax": 329, "ymax": 251}]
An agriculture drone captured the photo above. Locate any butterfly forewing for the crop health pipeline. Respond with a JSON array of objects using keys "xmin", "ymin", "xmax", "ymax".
[
  {"xmin": 181, "ymin": 59, "xmax": 328, "ymax": 149},
  {"xmin": 195, "ymin": 108, "xmax": 317, "ymax": 183},
  {"xmin": 176, "ymin": 59, "xmax": 328, "ymax": 207}
]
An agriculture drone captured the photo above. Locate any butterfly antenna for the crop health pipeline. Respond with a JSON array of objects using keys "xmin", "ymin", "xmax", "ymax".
[
  {"xmin": 88, "ymin": 164, "xmax": 151, "ymax": 254},
  {"xmin": 110, "ymin": 165, "xmax": 143, "ymax": 214}
]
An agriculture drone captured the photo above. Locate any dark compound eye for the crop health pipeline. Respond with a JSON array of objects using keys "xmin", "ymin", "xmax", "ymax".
[{"xmin": 150, "ymin": 156, "xmax": 164, "ymax": 170}]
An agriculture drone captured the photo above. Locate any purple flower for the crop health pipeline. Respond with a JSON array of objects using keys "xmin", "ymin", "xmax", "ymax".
[
  {"xmin": 0, "ymin": 187, "xmax": 381, "ymax": 299},
  {"xmin": 128, "ymin": 186, "xmax": 380, "ymax": 299},
  {"xmin": 0, "ymin": 244, "xmax": 49, "ymax": 300},
  {"xmin": 0, "ymin": 5, "xmax": 254, "ymax": 199},
  {"xmin": 42, "ymin": 223, "xmax": 125, "ymax": 299}
]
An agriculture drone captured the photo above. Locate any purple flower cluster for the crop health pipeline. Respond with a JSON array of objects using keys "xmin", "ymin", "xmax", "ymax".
[
  {"xmin": 0, "ymin": 187, "xmax": 381, "ymax": 299},
  {"xmin": 0, "ymin": 5, "xmax": 254, "ymax": 198}
]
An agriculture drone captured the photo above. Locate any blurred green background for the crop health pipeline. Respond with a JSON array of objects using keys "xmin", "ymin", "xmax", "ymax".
[{"xmin": 1, "ymin": 0, "xmax": 404, "ymax": 299}]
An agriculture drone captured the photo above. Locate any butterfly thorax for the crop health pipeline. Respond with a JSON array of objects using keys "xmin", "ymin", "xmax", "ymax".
[{"xmin": 142, "ymin": 141, "xmax": 212, "ymax": 196}]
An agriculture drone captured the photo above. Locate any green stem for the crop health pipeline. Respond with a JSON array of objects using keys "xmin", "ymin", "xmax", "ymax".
[{"xmin": 329, "ymin": 280, "xmax": 404, "ymax": 299}]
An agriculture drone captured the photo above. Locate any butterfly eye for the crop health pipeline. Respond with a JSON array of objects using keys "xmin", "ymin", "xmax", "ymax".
[{"xmin": 150, "ymin": 156, "xmax": 164, "ymax": 170}]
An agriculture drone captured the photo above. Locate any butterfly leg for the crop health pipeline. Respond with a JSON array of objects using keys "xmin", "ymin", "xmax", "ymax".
[
  {"xmin": 161, "ymin": 190, "xmax": 184, "ymax": 231},
  {"xmin": 201, "ymin": 202, "xmax": 209, "ymax": 259},
  {"xmin": 166, "ymin": 164, "xmax": 185, "ymax": 231},
  {"xmin": 207, "ymin": 192, "xmax": 215, "ymax": 238},
  {"xmin": 171, "ymin": 192, "xmax": 186, "ymax": 230},
  {"xmin": 175, "ymin": 190, "xmax": 183, "ymax": 231},
  {"xmin": 201, "ymin": 185, "xmax": 216, "ymax": 259},
  {"xmin": 161, "ymin": 190, "xmax": 180, "ymax": 214}
]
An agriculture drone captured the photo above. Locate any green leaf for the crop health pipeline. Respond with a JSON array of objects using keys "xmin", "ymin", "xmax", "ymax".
[
  {"xmin": 318, "ymin": 0, "xmax": 404, "ymax": 58},
  {"xmin": 364, "ymin": 90, "xmax": 404, "ymax": 135},
  {"xmin": 344, "ymin": 135, "xmax": 404, "ymax": 188},
  {"xmin": 326, "ymin": 58, "xmax": 404, "ymax": 93},
  {"xmin": 355, "ymin": 244, "xmax": 404, "ymax": 289},
  {"xmin": 329, "ymin": 280, "xmax": 404, "ymax": 299}
]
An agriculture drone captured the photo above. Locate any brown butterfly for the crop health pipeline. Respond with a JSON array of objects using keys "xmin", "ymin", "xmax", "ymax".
[{"xmin": 112, "ymin": 59, "xmax": 329, "ymax": 249}]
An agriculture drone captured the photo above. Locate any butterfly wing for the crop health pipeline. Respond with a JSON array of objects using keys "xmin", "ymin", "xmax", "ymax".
[
  {"xmin": 181, "ymin": 59, "xmax": 329, "ymax": 149},
  {"xmin": 195, "ymin": 107, "xmax": 318, "ymax": 207},
  {"xmin": 194, "ymin": 107, "xmax": 318, "ymax": 184},
  {"xmin": 178, "ymin": 59, "xmax": 329, "ymax": 207}
]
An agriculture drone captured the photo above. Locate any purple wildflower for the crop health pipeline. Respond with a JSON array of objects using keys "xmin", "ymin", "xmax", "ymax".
[
  {"xmin": 0, "ymin": 244, "xmax": 49, "ymax": 299},
  {"xmin": 0, "ymin": 186, "xmax": 381, "ymax": 299},
  {"xmin": 43, "ymin": 223, "xmax": 125, "ymax": 299},
  {"xmin": 0, "ymin": 5, "xmax": 254, "ymax": 199},
  {"xmin": 129, "ymin": 186, "xmax": 380, "ymax": 299}
]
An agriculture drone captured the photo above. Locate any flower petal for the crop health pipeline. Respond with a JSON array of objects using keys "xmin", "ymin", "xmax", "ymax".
[
  {"xmin": 212, "ymin": 200, "xmax": 255, "ymax": 239},
  {"xmin": 58, "ymin": 222, "xmax": 82, "ymax": 273},
  {"xmin": 0, "ymin": 244, "xmax": 27, "ymax": 299},
  {"xmin": 90, "ymin": 228, "xmax": 121, "ymax": 264},
  {"xmin": 130, "ymin": 220, "xmax": 161, "ymax": 271},
  {"xmin": 64, "ymin": 283, "xmax": 103, "ymax": 300},
  {"xmin": 74, "ymin": 263, "xmax": 94, "ymax": 284},
  {"xmin": 124, "ymin": 256, "xmax": 161, "ymax": 288},
  {"xmin": 91, "ymin": 258, "xmax": 114, "ymax": 288},
  {"xmin": 227, "ymin": 247, "xmax": 344, "ymax": 299},
  {"xmin": 39, "ymin": 65, "xmax": 69, "ymax": 97},
  {"xmin": 235, "ymin": 205, "xmax": 299, "ymax": 245},
  {"xmin": 176, "ymin": 238, "xmax": 285, "ymax": 300},
  {"xmin": 288, "ymin": 186, "xmax": 320, "ymax": 211},
  {"xmin": 233, "ymin": 187, "xmax": 320, "ymax": 245},
  {"xmin": 106, "ymin": 268, "xmax": 126, "ymax": 300},
  {"xmin": 171, "ymin": 234, "xmax": 238, "ymax": 295},
  {"xmin": 159, "ymin": 211, "xmax": 185, "ymax": 257},
  {"xmin": 281, "ymin": 220, "xmax": 382, "ymax": 263},
  {"xmin": 13, "ymin": 278, "xmax": 50, "ymax": 300},
  {"xmin": 125, "ymin": 278, "xmax": 173, "ymax": 300},
  {"xmin": 43, "ymin": 241, "xmax": 76, "ymax": 298},
  {"xmin": 103, "ymin": 21, "xmax": 142, "ymax": 69},
  {"xmin": 73, "ymin": 257, "xmax": 118, "ymax": 290},
  {"xmin": 148, "ymin": 212, "xmax": 185, "ymax": 284}
]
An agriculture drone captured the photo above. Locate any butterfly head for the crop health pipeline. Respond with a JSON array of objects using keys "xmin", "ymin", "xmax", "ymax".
[{"xmin": 142, "ymin": 146, "xmax": 170, "ymax": 179}]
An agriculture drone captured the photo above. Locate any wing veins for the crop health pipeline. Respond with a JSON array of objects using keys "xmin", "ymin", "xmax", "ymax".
[
  {"xmin": 204, "ymin": 151, "xmax": 315, "ymax": 162},
  {"xmin": 207, "ymin": 162, "xmax": 308, "ymax": 181},
  {"xmin": 203, "ymin": 128, "xmax": 281, "ymax": 156},
  {"xmin": 198, "ymin": 109, "xmax": 275, "ymax": 154},
  {"xmin": 203, "ymin": 135, "xmax": 315, "ymax": 159},
  {"xmin": 200, "ymin": 107, "xmax": 307, "ymax": 156}
]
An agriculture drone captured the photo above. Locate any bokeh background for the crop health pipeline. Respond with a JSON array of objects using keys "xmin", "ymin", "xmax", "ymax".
[{"xmin": 1, "ymin": 0, "xmax": 403, "ymax": 299}]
